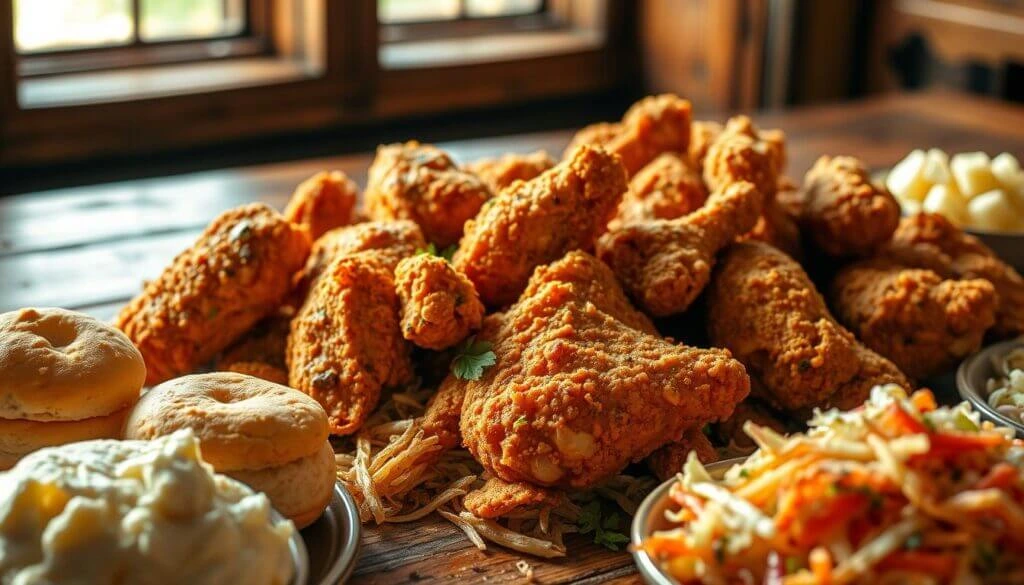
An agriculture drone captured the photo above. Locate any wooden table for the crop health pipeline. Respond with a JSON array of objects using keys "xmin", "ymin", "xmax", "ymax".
[{"xmin": 2, "ymin": 91, "xmax": 1023, "ymax": 584}]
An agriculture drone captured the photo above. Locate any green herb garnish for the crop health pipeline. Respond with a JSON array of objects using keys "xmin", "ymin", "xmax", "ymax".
[
  {"xmin": 450, "ymin": 336, "xmax": 496, "ymax": 381},
  {"xmin": 577, "ymin": 500, "xmax": 630, "ymax": 551}
]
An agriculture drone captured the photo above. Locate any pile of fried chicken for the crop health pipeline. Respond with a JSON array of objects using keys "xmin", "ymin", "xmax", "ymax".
[{"xmin": 116, "ymin": 94, "xmax": 1024, "ymax": 522}]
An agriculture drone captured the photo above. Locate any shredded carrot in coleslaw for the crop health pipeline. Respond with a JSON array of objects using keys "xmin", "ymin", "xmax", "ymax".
[{"xmin": 640, "ymin": 385, "xmax": 1024, "ymax": 585}]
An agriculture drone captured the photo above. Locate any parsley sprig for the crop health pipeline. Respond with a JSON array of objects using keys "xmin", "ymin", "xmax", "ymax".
[
  {"xmin": 416, "ymin": 242, "xmax": 458, "ymax": 262},
  {"xmin": 577, "ymin": 500, "xmax": 630, "ymax": 551},
  {"xmin": 450, "ymin": 336, "xmax": 496, "ymax": 381}
]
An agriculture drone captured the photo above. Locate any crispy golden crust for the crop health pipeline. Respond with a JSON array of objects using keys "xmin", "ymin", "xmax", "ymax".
[
  {"xmin": 740, "ymin": 177, "xmax": 803, "ymax": 260},
  {"xmin": 597, "ymin": 181, "xmax": 763, "ymax": 317},
  {"xmin": 880, "ymin": 213, "xmax": 1024, "ymax": 338},
  {"xmin": 799, "ymin": 155, "xmax": 901, "ymax": 258},
  {"xmin": 455, "ymin": 252, "xmax": 749, "ymax": 488},
  {"xmin": 116, "ymin": 203, "xmax": 311, "ymax": 385},
  {"xmin": 223, "ymin": 361, "xmax": 290, "ymax": 386},
  {"xmin": 453, "ymin": 145, "xmax": 628, "ymax": 308},
  {"xmin": 564, "ymin": 94, "xmax": 692, "ymax": 176},
  {"xmin": 394, "ymin": 254, "xmax": 484, "ymax": 350},
  {"xmin": 297, "ymin": 220, "xmax": 425, "ymax": 294},
  {"xmin": 703, "ymin": 116, "xmax": 780, "ymax": 200},
  {"xmin": 287, "ymin": 253, "xmax": 413, "ymax": 435},
  {"xmin": 830, "ymin": 259, "xmax": 997, "ymax": 380},
  {"xmin": 283, "ymin": 170, "xmax": 359, "ymax": 240},
  {"xmin": 464, "ymin": 151, "xmax": 555, "ymax": 194},
  {"xmin": 610, "ymin": 152, "xmax": 708, "ymax": 229},
  {"xmin": 688, "ymin": 120, "xmax": 723, "ymax": 172},
  {"xmin": 707, "ymin": 241, "xmax": 909, "ymax": 412},
  {"xmin": 463, "ymin": 477, "xmax": 562, "ymax": 519},
  {"xmin": 647, "ymin": 428, "xmax": 718, "ymax": 482},
  {"xmin": 364, "ymin": 141, "xmax": 492, "ymax": 247}
]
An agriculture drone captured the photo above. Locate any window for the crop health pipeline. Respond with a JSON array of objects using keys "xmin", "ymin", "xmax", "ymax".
[
  {"xmin": 15, "ymin": 0, "xmax": 260, "ymax": 77},
  {"xmin": 378, "ymin": 0, "xmax": 545, "ymax": 24}
]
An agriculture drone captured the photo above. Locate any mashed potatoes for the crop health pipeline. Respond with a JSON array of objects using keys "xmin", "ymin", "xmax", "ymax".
[{"xmin": 0, "ymin": 430, "xmax": 295, "ymax": 585}]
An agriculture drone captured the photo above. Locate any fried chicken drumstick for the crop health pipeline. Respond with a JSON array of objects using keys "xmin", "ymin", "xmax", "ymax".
[
  {"xmin": 431, "ymin": 251, "xmax": 749, "ymax": 489},
  {"xmin": 394, "ymin": 254, "xmax": 485, "ymax": 350},
  {"xmin": 116, "ymin": 203, "xmax": 310, "ymax": 384},
  {"xmin": 283, "ymin": 170, "xmax": 359, "ymax": 240},
  {"xmin": 597, "ymin": 180, "xmax": 763, "ymax": 317},
  {"xmin": 609, "ymin": 152, "xmax": 707, "ymax": 229},
  {"xmin": 708, "ymin": 241, "xmax": 908, "ymax": 411},
  {"xmin": 453, "ymin": 145, "xmax": 628, "ymax": 308},
  {"xmin": 830, "ymin": 259, "xmax": 997, "ymax": 380}
]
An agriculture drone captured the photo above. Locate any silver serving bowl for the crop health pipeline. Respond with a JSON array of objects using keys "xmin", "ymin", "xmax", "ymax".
[
  {"xmin": 956, "ymin": 338, "xmax": 1024, "ymax": 438},
  {"xmin": 631, "ymin": 457, "xmax": 746, "ymax": 585},
  {"xmin": 303, "ymin": 482, "xmax": 362, "ymax": 585}
]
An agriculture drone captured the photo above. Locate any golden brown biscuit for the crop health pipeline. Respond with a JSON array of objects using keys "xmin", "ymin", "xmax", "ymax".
[
  {"xmin": 124, "ymin": 372, "xmax": 328, "ymax": 471},
  {"xmin": 0, "ymin": 308, "xmax": 145, "ymax": 421},
  {"xmin": 228, "ymin": 441, "xmax": 335, "ymax": 529},
  {"xmin": 0, "ymin": 407, "xmax": 130, "ymax": 470}
]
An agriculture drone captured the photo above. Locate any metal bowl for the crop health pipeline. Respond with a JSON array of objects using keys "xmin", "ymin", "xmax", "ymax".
[
  {"xmin": 302, "ymin": 482, "xmax": 362, "ymax": 585},
  {"xmin": 631, "ymin": 457, "xmax": 746, "ymax": 585},
  {"xmin": 956, "ymin": 338, "xmax": 1024, "ymax": 438}
]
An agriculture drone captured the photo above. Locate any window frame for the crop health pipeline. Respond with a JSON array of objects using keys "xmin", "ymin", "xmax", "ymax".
[{"xmin": 0, "ymin": 0, "xmax": 631, "ymax": 169}]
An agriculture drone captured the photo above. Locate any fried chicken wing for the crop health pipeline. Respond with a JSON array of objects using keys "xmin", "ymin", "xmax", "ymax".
[
  {"xmin": 647, "ymin": 428, "xmax": 718, "ymax": 481},
  {"xmin": 741, "ymin": 188, "xmax": 803, "ymax": 260},
  {"xmin": 564, "ymin": 94, "xmax": 692, "ymax": 176},
  {"xmin": 609, "ymin": 152, "xmax": 707, "ymax": 229},
  {"xmin": 394, "ymin": 254, "xmax": 485, "ymax": 350},
  {"xmin": 453, "ymin": 145, "xmax": 628, "ymax": 308},
  {"xmin": 707, "ymin": 241, "xmax": 909, "ymax": 411},
  {"xmin": 463, "ymin": 477, "xmax": 562, "ymax": 519},
  {"xmin": 116, "ymin": 203, "xmax": 310, "ymax": 385},
  {"xmin": 830, "ymin": 259, "xmax": 997, "ymax": 380},
  {"xmin": 365, "ymin": 141, "xmax": 492, "ymax": 247},
  {"xmin": 798, "ymin": 155, "xmax": 901, "ymax": 258},
  {"xmin": 464, "ymin": 151, "xmax": 555, "ymax": 193},
  {"xmin": 287, "ymin": 252, "xmax": 413, "ymax": 435},
  {"xmin": 297, "ymin": 220, "xmax": 425, "ymax": 293},
  {"xmin": 688, "ymin": 120, "xmax": 723, "ymax": 172},
  {"xmin": 453, "ymin": 251, "xmax": 748, "ymax": 488},
  {"xmin": 283, "ymin": 170, "xmax": 359, "ymax": 240},
  {"xmin": 879, "ymin": 213, "xmax": 1024, "ymax": 337},
  {"xmin": 597, "ymin": 181, "xmax": 763, "ymax": 317}
]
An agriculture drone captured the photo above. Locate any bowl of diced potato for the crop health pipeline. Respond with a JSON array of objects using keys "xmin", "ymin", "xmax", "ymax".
[{"xmin": 885, "ymin": 149, "xmax": 1024, "ymax": 270}]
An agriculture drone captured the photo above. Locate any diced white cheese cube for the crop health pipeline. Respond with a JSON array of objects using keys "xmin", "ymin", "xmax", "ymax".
[
  {"xmin": 886, "ymin": 150, "xmax": 929, "ymax": 201},
  {"xmin": 921, "ymin": 148, "xmax": 952, "ymax": 185},
  {"xmin": 967, "ymin": 189, "xmax": 1019, "ymax": 231},
  {"xmin": 992, "ymin": 153, "xmax": 1024, "ymax": 192},
  {"xmin": 951, "ymin": 152, "xmax": 998, "ymax": 198},
  {"xmin": 923, "ymin": 184, "xmax": 968, "ymax": 225}
]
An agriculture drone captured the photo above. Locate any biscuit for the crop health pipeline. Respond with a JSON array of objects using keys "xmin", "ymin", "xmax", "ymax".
[
  {"xmin": 124, "ymin": 372, "xmax": 329, "ymax": 471},
  {"xmin": 0, "ymin": 407, "xmax": 130, "ymax": 470},
  {"xmin": 0, "ymin": 308, "xmax": 145, "ymax": 421},
  {"xmin": 229, "ymin": 441, "xmax": 336, "ymax": 529}
]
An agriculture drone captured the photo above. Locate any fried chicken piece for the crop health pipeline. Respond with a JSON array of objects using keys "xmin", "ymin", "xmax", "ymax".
[
  {"xmin": 564, "ymin": 94, "xmax": 692, "ymax": 176},
  {"xmin": 799, "ymin": 155, "xmax": 901, "ymax": 258},
  {"xmin": 297, "ymin": 220, "xmax": 425, "ymax": 294},
  {"xmin": 707, "ymin": 241, "xmax": 909, "ymax": 411},
  {"xmin": 609, "ymin": 152, "xmax": 708, "ymax": 229},
  {"xmin": 464, "ymin": 151, "xmax": 555, "ymax": 193},
  {"xmin": 830, "ymin": 259, "xmax": 997, "ymax": 380},
  {"xmin": 364, "ymin": 141, "xmax": 492, "ymax": 247},
  {"xmin": 688, "ymin": 120, "xmax": 723, "ymax": 172},
  {"xmin": 463, "ymin": 477, "xmax": 563, "ymax": 519},
  {"xmin": 879, "ymin": 213, "xmax": 1024, "ymax": 337},
  {"xmin": 451, "ymin": 251, "xmax": 748, "ymax": 488},
  {"xmin": 597, "ymin": 181, "xmax": 763, "ymax": 317},
  {"xmin": 703, "ymin": 116, "xmax": 781, "ymax": 200},
  {"xmin": 287, "ymin": 253, "xmax": 413, "ymax": 435},
  {"xmin": 283, "ymin": 170, "xmax": 359, "ymax": 240},
  {"xmin": 216, "ymin": 311, "xmax": 291, "ymax": 384},
  {"xmin": 453, "ymin": 145, "xmax": 628, "ymax": 308},
  {"xmin": 647, "ymin": 428, "xmax": 718, "ymax": 481},
  {"xmin": 116, "ymin": 203, "xmax": 310, "ymax": 385},
  {"xmin": 394, "ymin": 254, "xmax": 484, "ymax": 350}
]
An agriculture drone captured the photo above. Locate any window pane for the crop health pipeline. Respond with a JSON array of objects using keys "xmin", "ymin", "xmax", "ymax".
[
  {"xmin": 14, "ymin": 0, "xmax": 133, "ymax": 53},
  {"xmin": 465, "ymin": 0, "xmax": 543, "ymax": 18},
  {"xmin": 140, "ymin": 0, "xmax": 246, "ymax": 42},
  {"xmin": 379, "ymin": 0, "xmax": 460, "ymax": 24}
]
